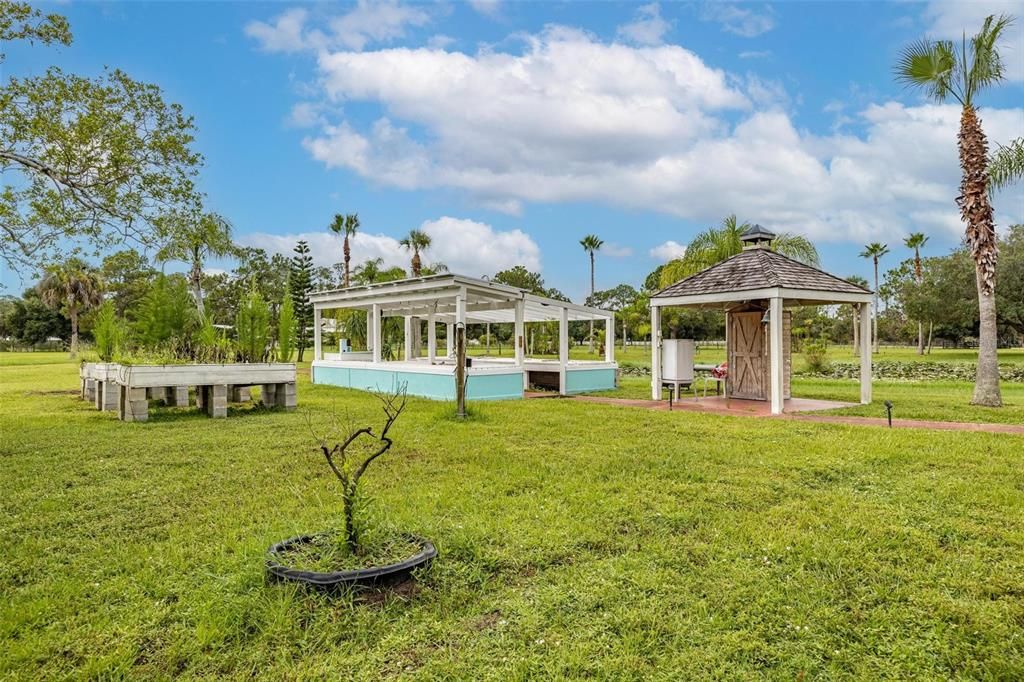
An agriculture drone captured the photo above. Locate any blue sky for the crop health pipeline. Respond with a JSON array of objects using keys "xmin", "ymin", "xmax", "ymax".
[{"xmin": 6, "ymin": 0, "xmax": 1024, "ymax": 300}]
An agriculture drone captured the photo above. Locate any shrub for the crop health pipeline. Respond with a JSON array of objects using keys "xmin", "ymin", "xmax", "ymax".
[
  {"xmin": 136, "ymin": 274, "xmax": 196, "ymax": 346},
  {"xmin": 92, "ymin": 300, "xmax": 123, "ymax": 362},
  {"xmin": 236, "ymin": 283, "xmax": 270, "ymax": 362},
  {"xmin": 803, "ymin": 337, "xmax": 831, "ymax": 374},
  {"xmin": 277, "ymin": 286, "xmax": 295, "ymax": 362}
]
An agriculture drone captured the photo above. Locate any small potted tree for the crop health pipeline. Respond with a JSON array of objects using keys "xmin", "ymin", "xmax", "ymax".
[{"xmin": 265, "ymin": 387, "xmax": 436, "ymax": 590}]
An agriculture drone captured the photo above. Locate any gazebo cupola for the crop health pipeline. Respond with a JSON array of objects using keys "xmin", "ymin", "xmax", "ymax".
[{"xmin": 740, "ymin": 224, "xmax": 776, "ymax": 250}]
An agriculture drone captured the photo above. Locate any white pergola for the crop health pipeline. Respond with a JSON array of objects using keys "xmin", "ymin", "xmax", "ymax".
[
  {"xmin": 649, "ymin": 229, "xmax": 875, "ymax": 414},
  {"xmin": 308, "ymin": 274, "xmax": 616, "ymax": 395}
]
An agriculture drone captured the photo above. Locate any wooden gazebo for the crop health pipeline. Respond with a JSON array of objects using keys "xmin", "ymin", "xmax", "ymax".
[{"xmin": 649, "ymin": 227, "xmax": 874, "ymax": 414}]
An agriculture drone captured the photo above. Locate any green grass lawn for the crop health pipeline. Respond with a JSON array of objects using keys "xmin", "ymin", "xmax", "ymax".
[
  {"xmin": 1, "ymin": 354, "xmax": 1022, "ymax": 678},
  {"xmin": 599, "ymin": 376, "xmax": 1024, "ymax": 425}
]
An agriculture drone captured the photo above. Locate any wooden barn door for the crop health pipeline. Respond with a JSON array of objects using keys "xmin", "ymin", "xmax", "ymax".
[{"xmin": 728, "ymin": 312, "xmax": 766, "ymax": 400}]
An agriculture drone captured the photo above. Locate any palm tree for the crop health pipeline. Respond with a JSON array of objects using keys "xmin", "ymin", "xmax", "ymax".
[
  {"xmin": 400, "ymin": 229, "xmax": 431, "ymax": 276},
  {"xmin": 904, "ymin": 232, "xmax": 930, "ymax": 354},
  {"xmin": 989, "ymin": 138, "xmax": 1024, "ymax": 192},
  {"xmin": 580, "ymin": 234, "xmax": 604, "ymax": 352},
  {"xmin": 896, "ymin": 13, "xmax": 1012, "ymax": 406},
  {"xmin": 156, "ymin": 211, "xmax": 235, "ymax": 318},
  {"xmin": 859, "ymin": 242, "xmax": 889, "ymax": 353},
  {"xmin": 328, "ymin": 213, "xmax": 360, "ymax": 287},
  {"xmin": 658, "ymin": 215, "xmax": 819, "ymax": 286},
  {"xmin": 37, "ymin": 258, "xmax": 104, "ymax": 358},
  {"xmin": 353, "ymin": 257, "xmax": 384, "ymax": 284}
]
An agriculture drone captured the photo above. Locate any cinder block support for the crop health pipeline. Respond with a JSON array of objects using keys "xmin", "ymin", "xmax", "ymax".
[
  {"xmin": 97, "ymin": 381, "xmax": 118, "ymax": 411},
  {"xmin": 195, "ymin": 386, "xmax": 205, "ymax": 411},
  {"xmin": 229, "ymin": 385, "xmax": 251, "ymax": 403},
  {"xmin": 260, "ymin": 383, "xmax": 278, "ymax": 408},
  {"xmin": 275, "ymin": 382, "xmax": 297, "ymax": 410},
  {"xmin": 146, "ymin": 387, "xmax": 159, "ymax": 400},
  {"xmin": 203, "ymin": 384, "xmax": 228, "ymax": 418},
  {"xmin": 167, "ymin": 386, "xmax": 189, "ymax": 407},
  {"xmin": 119, "ymin": 386, "xmax": 149, "ymax": 422},
  {"xmin": 83, "ymin": 377, "xmax": 95, "ymax": 402}
]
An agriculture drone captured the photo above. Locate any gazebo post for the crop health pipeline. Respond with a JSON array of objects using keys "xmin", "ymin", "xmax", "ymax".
[
  {"xmin": 650, "ymin": 303, "xmax": 661, "ymax": 400},
  {"xmin": 769, "ymin": 296, "xmax": 785, "ymax": 414},
  {"xmin": 371, "ymin": 303, "xmax": 382, "ymax": 363},
  {"xmin": 403, "ymin": 316, "xmax": 414, "ymax": 361},
  {"xmin": 859, "ymin": 301, "xmax": 872, "ymax": 404},
  {"xmin": 313, "ymin": 307, "xmax": 322, "ymax": 362},
  {"xmin": 604, "ymin": 315, "xmax": 614, "ymax": 362},
  {"xmin": 427, "ymin": 313, "xmax": 437, "ymax": 363},
  {"xmin": 558, "ymin": 305, "xmax": 569, "ymax": 395},
  {"xmin": 514, "ymin": 299, "xmax": 526, "ymax": 389},
  {"xmin": 446, "ymin": 323, "xmax": 454, "ymax": 357}
]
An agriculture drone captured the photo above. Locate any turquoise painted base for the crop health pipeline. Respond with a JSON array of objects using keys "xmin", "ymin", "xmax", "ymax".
[
  {"xmin": 313, "ymin": 365, "xmax": 524, "ymax": 401},
  {"xmin": 565, "ymin": 368, "xmax": 617, "ymax": 394}
]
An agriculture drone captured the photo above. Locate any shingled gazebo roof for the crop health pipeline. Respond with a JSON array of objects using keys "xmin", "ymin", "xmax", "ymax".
[{"xmin": 654, "ymin": 248, "xmax": 871, "ymax": 300}]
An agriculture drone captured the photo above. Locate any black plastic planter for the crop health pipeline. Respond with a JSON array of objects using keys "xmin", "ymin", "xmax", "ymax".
[{"xmin": 265, "ymin": 534, "xmax": 437, "ymax": 591}]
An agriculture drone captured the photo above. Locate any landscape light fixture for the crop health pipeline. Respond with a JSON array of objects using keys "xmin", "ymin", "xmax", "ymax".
[{"xmin": 884, "ymin": 400, "xmax": 894, "ymax": 428}]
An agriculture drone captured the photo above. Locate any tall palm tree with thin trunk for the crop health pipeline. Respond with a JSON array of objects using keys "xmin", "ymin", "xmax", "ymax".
[
  {"xmin": 156, "ymin": 211, "xmax": 235, "ymax": 318},
  {"xmin": 896, "ymin": 13, "xmax": 1012, "ymax": 406},
  {"xmin": 659, "ymin": 215, "xmax": 820, "ymax": 286},
  {"xmin": 580, "ymin": 234, "xmax": 604, "ymax": 352},
  {"xmin": 859, "ymin": 242, "xmax": 889, "ymax": 353},
  {"xmin": 904, "ymin": 232, "xmax": 930, "ymax": 354},
  {"xmin": 400, "ymin": 230, "xmax": 431, "ymax": 276},
  {"xmin": 37, "ymin": 258, "xmax": 104, "ymax": 358},
  {"xmin": 327, "ymin": 213, "xmax": 359, "ymax": 287}
]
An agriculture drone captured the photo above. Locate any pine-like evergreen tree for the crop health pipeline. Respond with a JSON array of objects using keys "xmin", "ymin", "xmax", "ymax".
[{"xmin": 289, "ymin": 240, "xmax": 314, "ymax": 361}]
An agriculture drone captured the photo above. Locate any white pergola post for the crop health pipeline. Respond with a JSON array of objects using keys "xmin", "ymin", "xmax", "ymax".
[
  {"xmin": 769, "ymin": 296, "xmax": 784, "ymax": 415},
  {"xmin": 605, "ymin": 315, "xmax": 615, "ymax": 362},
  {"xmin": 313, "ymin": 307, "xmax": 322, "ymax": 362},
  {"xmin": 650, "ymin": 304, "xmax": 661, "ymax": 400},
  {"xmin": 365, "ymin": 309, "xmax": 372, "ymax": 352},
  {"xmin": 559, "ymin": 305, "xmax": 569, "ymax": 395},
  {"xmin": 514, "ymin": 300, "xmax": 525, "ymax": 365},
  {"xmin": 455, "ymin": 289, "xmax": 466, "ymax": 327},
  {"xmin": 859, "ymin": 301, "xmax": 872, "ymax": 404},
  {"xmin": 446, "ymin": 323, "xmax": 454, "ymax": 357},
  {"xmin": 371, "ymin": 303, "xmax": 382, "ymax": 364},
  {"xmin": 403, "ymin": 316, "xmax": 413, "ymax": 361},
  {"xmin": 427, "ymin": 313, "xmax": 437, "ymax": 363}
]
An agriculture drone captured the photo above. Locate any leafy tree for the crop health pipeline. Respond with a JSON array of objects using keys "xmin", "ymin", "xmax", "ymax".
[
  {"xmin": 1, "ymin": 4, "xmax": 202, "ymax": 270},
  {"xmin": 896, "ymin": 13, "xmax": 1013, "ymax": 406},
  {"xmin": 658, "ymin": 215, "xmax": 819, "ymax": 286},
  {"xmin": 859, "ymin": 242, "xmax": 889, "ymax": 352},
  {"xmin": 155, "ymin": 211, "xmax": 235, "ymax": 317},
  {"xmin": 996, "ymin": 224, "xmax": 1023, "ymax": 338},
  {"xmin": 289, "ymin": 240, "xmax": 314, "ymax": 361},
  {"xmin": 5, "ymin": 288, "xmax": 69, "ymax": 346},
  {"xmin": 277, "ymin": 285, "xmax": 295, "ymax": 362},
  {"xmin": 136, "ymin": 274, "xmax": 195, "ymax": 347},
  {"xmin": 236, "ymin": 284, "xmax": 270, "ymax": 362},
  {"xmin": 0, "ymin": 3, "xmax": 70, "ymax": 57},
  {"xmin": 588, "ymin": 284, "xmax": 640, "ymax": 351},
  {"xmin": 399, "ymin": 229, "xmax": 431, "ymax": 276},
  {"xmin": 493, "ymin": 265, "xmax": 546, "ymax": 293},
  {"xmin": 100, "ymin": 249, "xmax": 157, "ymax": 319},
  {"xmin": 36, "ymin": 258, "xmax": 103, "ymax": 357}
]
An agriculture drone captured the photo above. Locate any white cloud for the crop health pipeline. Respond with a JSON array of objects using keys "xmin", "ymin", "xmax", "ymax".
[
  {"xmin": 427, "ymin": 34, "xmax": 455, "ymax": 50},
  {"xmin": 239, "ymin": 216, "xmax": 541, "ymax": 276},
  {"xmin": 468, "ymin": 0, "xmax": 502, "ymax": 18},
  {"xmin": 602, "ymin": 243, "xmax": 634, "ymax": 257},
  {"xmin": 279, "ymin": 22, "xmax": 1022, "ymax": 247},
  {"xmin": 738, "ymin": 50, "xmax": 771, "ymax": 59},
  {"xmin": 650, "ymin": 240, "xmax": 687, "ymax": 261},
  {"xmin": 701, "ymin": 3, "xmax": 776, "ymax": 38},
  {"xmin": 617, "ymin": 3, "xmax": 671, "ymax": 46},
  {"xmin": 245, "ymin": 1, "xmax": 430, "ymax": 53},
  {"xmin": 245, "ymin": 8, "xmax": 311, "ymax": 53},
  {"xmin": 923, "ymin": 0, "xmax": 1024, "ymax": 80}
]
